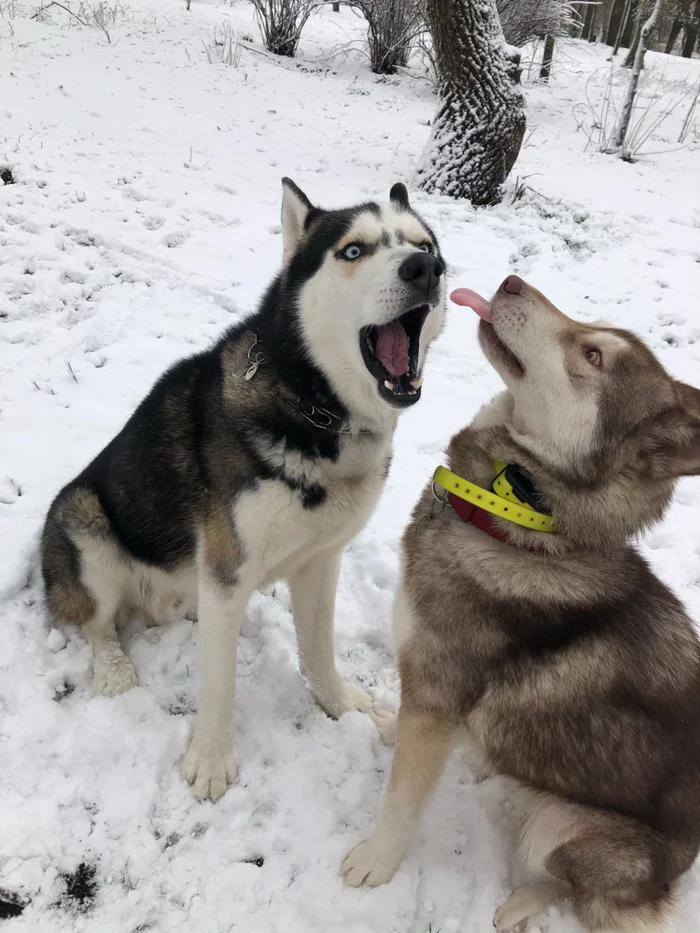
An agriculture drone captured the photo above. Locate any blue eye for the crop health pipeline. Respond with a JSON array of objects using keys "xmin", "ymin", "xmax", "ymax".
[
  {"xmin": 420, "ymin": 243, "xmax": 432, "ymax": 253},
  {"xmin": 343, "ymin": 244, "xmax": 363, "ymax": 260}
]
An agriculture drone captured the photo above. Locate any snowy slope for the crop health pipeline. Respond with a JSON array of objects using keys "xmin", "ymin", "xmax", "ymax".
[{"xmin": 1, "ymin": 1, "xmax": 700, "ymax": 930}]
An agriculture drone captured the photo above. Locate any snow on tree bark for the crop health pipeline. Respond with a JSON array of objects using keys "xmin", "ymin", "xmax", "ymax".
[
  {"xmin": 613, "ymin": 0, "xmax": 665, "ymax": 152},
  {"xmin": 416, "ymin": 0, "xmax": 526, "ymax": 206}
]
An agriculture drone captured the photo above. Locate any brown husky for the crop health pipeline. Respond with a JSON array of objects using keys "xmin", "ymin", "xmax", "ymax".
[{"xmin": 341, "ymin": 275, "xmax": 700, "ymax": 933}]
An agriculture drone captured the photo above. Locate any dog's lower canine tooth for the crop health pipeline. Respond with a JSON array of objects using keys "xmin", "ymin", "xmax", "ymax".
[
  {"xmin": 410, "ymin": 378, "xmax": 423, "ymax": 389},
  {"xmin": 384, "ymin": 380, "xmax": 395, "ymax": 391}
]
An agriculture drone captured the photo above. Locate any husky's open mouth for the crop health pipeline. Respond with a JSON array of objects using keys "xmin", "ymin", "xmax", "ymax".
[{"xmin": 360, "ymin": 305, "xmax": 429, "ymax": 407}]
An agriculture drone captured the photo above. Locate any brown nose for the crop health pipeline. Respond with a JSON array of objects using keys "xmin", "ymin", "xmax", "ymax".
[{"xmin": 503, "ymin": 275, "xmax": 524, "ymax": 295}]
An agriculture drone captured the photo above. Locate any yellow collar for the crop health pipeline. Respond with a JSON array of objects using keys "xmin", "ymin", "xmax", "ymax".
[{"xmin": 433, "ymin": 461, "xmax": 558, "ymax": 534}]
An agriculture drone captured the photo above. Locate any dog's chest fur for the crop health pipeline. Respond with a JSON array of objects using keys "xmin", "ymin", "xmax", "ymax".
[{"xmin": 236, "ymin": 426, "xmax": 392, "ymax": 582}]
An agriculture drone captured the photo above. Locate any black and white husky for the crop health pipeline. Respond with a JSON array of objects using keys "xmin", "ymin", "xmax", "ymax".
[{"xmin": 41, "ymin": 179, "xmax": 446, "ymax": 801}]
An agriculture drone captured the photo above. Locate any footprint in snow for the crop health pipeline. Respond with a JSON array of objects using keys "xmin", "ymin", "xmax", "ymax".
[{"xmin": 161, "ymin": 231, "xmax": 188, "ymax": 248}]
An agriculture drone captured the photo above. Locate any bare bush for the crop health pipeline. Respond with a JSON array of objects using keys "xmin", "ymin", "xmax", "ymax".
[
  {"xmin": 202, "ymin": 20, "xmax": 243, "ymax": 65},
  {"xmin": 30, "ymin": 0, "xmax": 126, "ymax": 41},
  {"xmin": 678, "ymin": 80, "xmax": 699, "ymax": 142},
  {"xmin": 250, "ymin": 0, "xmax": 316, "ymax": 56},
  {"xmin": 415, "ymin": 25, "xmax": 438, "ymax": 83},
  {"xmin": 78, "ymin": 0, "xmax": 124, "ymax": 41},
  {"xmin": 350, "ymin": 0, "xmax": 423, "ymax": 74},
  {"xmin": 574, "ymin": 61, "xmax": 696, "ymax": 160},
  {"xmin": 0, "ymin": 0, "xmax": 19, "ymax": 19},
  {"xmin": 496, "ymin": 0, "xmax": 575, "ymax": 46}
]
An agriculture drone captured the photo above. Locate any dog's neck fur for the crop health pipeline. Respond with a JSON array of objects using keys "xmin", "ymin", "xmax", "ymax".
[
  {"xmin": 251, "ymin": 278, "xmax": 398, "ymax": 438},
  {"xmin": 448, "ymin": 392, "xmax": 678, "ymax": 556}
]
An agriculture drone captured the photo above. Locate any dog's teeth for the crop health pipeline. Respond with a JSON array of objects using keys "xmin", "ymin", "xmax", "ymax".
[
  {"xmin": 384, "ymin": 380, "xmax": 395, "ymax": 391},
  {"xmin": 410, "ymin": 378, "xmax": 423, "ymax": 389}
]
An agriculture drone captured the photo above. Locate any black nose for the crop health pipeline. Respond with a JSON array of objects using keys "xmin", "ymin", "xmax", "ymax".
[{"xmin": 398, "ymin": 252, "xmax": 443, "ymax": 297}]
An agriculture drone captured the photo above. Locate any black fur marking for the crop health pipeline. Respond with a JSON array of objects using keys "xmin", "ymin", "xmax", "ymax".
[
  {"xmin": 285, "ymin": 203, "xmax": 380, "ymax": 286},
  {"xmin": 69, "ymin": 352, "xmax": 211, "ymax": 568},
  {"xmin": 241, "ymin": 441, "xmax": 328, "ymax": 511},
  {"xmin": 389, "ymin": 182, "xmax": 410, "ymax": 208},
  {"xmin": 301, "ymin": 483, "xmax": 327, "ymax": 509}
]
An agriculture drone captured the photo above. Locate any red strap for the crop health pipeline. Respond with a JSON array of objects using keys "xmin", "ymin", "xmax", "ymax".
[{"xmin": 446, "ymin": 492, "xmax": 542, "ymax": 553}]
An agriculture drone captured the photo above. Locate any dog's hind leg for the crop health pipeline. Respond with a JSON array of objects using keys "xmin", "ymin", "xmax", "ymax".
[
  {"xmin": 43, "ymin": 491, "xmax": 136, "ymax": 697},
  {"xmin": 77, "ymin": 548, "xmax": 138, "ymax": 696},
  {"xmin": 341, "ymin": 710, "xmax": 456, "ymax": 887},
  {"xmin": 288, "ymin": 549, "xmax": 373, "ymax": 718},
  {"xmin": 512, "ymin": 788, "xmax": 676, "ymax": 933},
  {"xmin": 82, "ymin": 600, "xmax": 137, "ymax": 697}
]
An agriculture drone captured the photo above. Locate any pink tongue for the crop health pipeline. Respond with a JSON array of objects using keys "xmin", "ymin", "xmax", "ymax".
[
  {"xmin": 450, "ymin": 287, "xmax": 492, "ymax": 323},
  {"xmin": 375, "ymin": 320, "xmax": 410, "ymax": 376}
]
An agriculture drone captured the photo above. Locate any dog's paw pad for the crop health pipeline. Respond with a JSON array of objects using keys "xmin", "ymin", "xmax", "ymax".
[
  {"xmin": 340, "ymin": 839, "xmax": 399, "ymax": 888},
  {"xmin": 182, "ymin": 746, "xmax": 237, "ymax": 802}
]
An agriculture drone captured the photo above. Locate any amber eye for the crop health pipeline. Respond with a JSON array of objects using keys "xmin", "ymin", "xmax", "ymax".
[{"xmin": 585, "ymin": 348, "xmax": 602, "ymax": 366}]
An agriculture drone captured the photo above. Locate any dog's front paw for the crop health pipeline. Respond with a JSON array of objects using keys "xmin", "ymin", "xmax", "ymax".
[
  {"xmin": 182, "ymin": 744, "xmax": 237, "ymax": 802},
  {"xmin": 340, "ymin": 836, "xmax": 402, "ymax": 888},
  {"xmin": 93, "ymin": 649, "xmax": 137, "ymax": 697},
  {"xmin": 317, "ymin": 680, "xmax": 374, "ymax": 719},
  {"xmin": 370, "ymin": 706, "xmax": 397, "ymax": 745}
]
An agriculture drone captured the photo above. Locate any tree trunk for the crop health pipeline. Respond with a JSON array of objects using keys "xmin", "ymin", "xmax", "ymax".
[
  {"xmin": 589, "ymin": 6, "xmax": 599, "ymax": 38},
  {"xmin": 540, "ymin": 34, "xmax": 555, "ymax": 79},
  {"xmin": 613, "ymin": 0, "xmax": 665, "ymax": 151},
  {"xmin": 621, "ymin": 0, "xmax": 639, "ymax": 42},
  {"xmin": 681, "ymin": 22, "xmax": 698, "ymax": 53},
  {"xmin": 602, "ymin": 0, "xmax": 619, "ymax": 42},
  {"xmin": 623, "ymin": 3, "xmax": 644, "ymax": 64},
  {"xmin": 415, "ymin": 0, "xmax": 526, "ymax": 205},
  {"xmin": 582, "ymin": 3, "xmax": 596, "ymax": 38},
  {"xmin": 613, "ymin": 0, "xmax": 634, "ymax": 50},
  {"xmin": 611, "ymin": 0, "xmax": 633, "ymax": 49},
  {"xmin": 665, "ymin": 17, "xmax": 683, "ymax": 50},
  {"xmin": 332, "ymin": 1, "xmax": 340, "ymax": 10},
  {"xmin": 680, "ymin": 0, "xmax": 700, "ymax": 54}
]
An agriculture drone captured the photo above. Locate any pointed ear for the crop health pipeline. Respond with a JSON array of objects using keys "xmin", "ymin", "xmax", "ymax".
[
  {"xmin": 281, "ymin": 177, "xmax": 315, "ymax": 264},
  {"xmin": 639, "ymin": 382, "xmax": 700, "ymax": 479},
  {"xmin": 389, "ymin": 182, "xmax": 410, "ymax": 209}
]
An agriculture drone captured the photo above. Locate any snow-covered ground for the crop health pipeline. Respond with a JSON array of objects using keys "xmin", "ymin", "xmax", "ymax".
[{"xmin": 2, "ymin": 1, "xmax": 700, "ymax": 929}]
